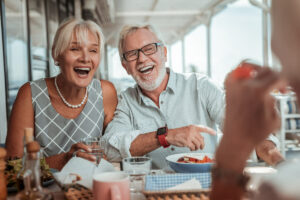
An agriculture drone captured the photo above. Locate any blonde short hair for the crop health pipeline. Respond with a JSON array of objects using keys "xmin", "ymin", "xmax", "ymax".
[
  {"xmin": 118, "ymin": 24, "xmax": 164, "ymax": 61},
  {"xmin": 52, "ymin": 18, "xmax": 105, "ymax": 61}
]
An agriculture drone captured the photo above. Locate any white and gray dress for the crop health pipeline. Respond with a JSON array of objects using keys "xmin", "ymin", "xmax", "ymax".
[{"xmin": 30, "ymin": 78, "xmax": 104, "ymax": 157}]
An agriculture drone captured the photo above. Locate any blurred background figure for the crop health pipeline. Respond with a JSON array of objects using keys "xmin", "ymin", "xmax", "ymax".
[{"xmin": 211, "ymin": 0, "xmax": 300, "ymax": 199}]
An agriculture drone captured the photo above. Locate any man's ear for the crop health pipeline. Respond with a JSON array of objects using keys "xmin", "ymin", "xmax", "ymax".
[
  {"xmin": 121, "ymin": 60, "xmax": 130, "ymax": 75},
  {"xmin": 163, "ymin": 46, "xmax": 167, "ymax": 62}
]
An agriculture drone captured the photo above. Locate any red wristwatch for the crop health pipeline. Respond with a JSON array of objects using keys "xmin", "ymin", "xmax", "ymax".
[{"xmin": 157, "ymin": 126, "xmax": 170, "ymax": 148}]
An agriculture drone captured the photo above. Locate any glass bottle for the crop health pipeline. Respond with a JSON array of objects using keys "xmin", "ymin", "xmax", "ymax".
[
  {"xmin": 16, "ymin": 141, "xmax": 52, "ymax": 200},
  {"xmin": 17, "ymin": 128, "xmax": 34, "ymax": 191},
  {"xmin": 0, "ymin": 148, "xmax": 7, "ymax": 200}
]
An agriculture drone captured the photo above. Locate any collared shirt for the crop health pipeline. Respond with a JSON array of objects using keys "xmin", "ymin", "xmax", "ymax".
[
  {"xmin": 103, "ymin": 68, "xmax": 279, "ymax": 169},
  {"xmin": 103, "ymin": 68, "xmax": 225, "ymax": 169}
]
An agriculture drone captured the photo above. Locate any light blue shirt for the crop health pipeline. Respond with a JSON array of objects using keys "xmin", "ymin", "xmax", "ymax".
[{"xmin": 103, "ymin": 68, "xmax": 225, "ymax": 168}]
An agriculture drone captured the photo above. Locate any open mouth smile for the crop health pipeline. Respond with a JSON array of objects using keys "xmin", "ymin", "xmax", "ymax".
[
  {"xmin": 138, "ymin": 65, "xmax": 154, "ymax": 74},
  {"xmin": 74, "ymin": 67, "xmax": 91, "ymax": 75}
]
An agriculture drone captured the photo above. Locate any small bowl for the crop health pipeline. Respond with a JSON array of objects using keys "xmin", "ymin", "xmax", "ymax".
[{"xmin": 166, "ymin": 153, "xmax": 214, "ymax": 173}]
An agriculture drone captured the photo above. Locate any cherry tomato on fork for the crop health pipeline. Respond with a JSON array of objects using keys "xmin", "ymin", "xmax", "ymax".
[{"xmin": 232, "ymin": 63, "xmax": 256, "ymax": 80}]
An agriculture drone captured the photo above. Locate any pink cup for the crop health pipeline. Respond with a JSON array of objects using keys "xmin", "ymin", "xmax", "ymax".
[{"xmin": 93, "ymin": 172, "xmax": 130, "ymax": 200}]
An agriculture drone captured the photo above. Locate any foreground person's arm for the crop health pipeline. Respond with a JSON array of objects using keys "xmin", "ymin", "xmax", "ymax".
[{"xmin": 211, "ymin": 65, "xmax": 285, "ymax": 200}]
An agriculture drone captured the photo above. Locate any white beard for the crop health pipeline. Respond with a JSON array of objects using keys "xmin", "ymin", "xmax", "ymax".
[{"xmin": 133, "ymin": 65, "xmax": 167, "ymax": 91}]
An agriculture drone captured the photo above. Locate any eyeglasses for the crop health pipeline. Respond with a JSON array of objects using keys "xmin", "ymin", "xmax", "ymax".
[{"xmin": 122, "ymin": 42, "xmax": 163, "ymax": 62}]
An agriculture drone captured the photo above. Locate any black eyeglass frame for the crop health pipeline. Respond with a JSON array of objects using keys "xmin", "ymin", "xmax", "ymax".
[{"xmin": 122, "ymin": 42, "xmax": 163, "ymax": 62}]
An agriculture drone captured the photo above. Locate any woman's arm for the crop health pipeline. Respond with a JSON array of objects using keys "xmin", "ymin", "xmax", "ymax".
[
  {"xmin": 101, "ymin": 80, "xmax": 118, "ymax": 132},
  {"xmin": 45, "ymin": 142, "xmax": 92, "ymax": 170},
  {"xmin": 5, "ymin": 83, "xmax": 34, "ymax": 158}
]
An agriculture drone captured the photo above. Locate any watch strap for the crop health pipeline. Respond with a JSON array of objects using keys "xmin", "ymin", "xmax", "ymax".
[{"xmin": 157, "ymin": 126, "xmax": 170, "ymax": 148}]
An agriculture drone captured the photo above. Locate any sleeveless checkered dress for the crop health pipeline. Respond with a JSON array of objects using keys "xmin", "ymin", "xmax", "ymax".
[{"xmin": 30, "ymin": 78, "xmax": 104, "ymax": 157}]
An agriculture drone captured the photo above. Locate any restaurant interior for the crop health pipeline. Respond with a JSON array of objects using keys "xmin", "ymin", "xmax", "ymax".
[{"xmin": 1, "ymin": 0, "xmax": 300, "ymax": 199}]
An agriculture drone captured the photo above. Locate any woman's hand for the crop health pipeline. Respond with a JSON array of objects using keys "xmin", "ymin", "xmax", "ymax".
[{"xmin": 65, "ymin": 142, "xmax": 96, "ymax": 162}]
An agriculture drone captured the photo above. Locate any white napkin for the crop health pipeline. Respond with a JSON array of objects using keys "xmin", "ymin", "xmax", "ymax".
[
  {"xmin": 166, "ymin": 178, "xmax": 202, "ymax": 191},
  {"xmin": 53, "ymin": 157, "xmax": 116, "ymax": 189}
]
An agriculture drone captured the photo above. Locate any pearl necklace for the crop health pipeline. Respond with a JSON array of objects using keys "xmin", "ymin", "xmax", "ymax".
[{"xmin": 54, "ymin": 76, "xmax": 88, "ymax": 109}]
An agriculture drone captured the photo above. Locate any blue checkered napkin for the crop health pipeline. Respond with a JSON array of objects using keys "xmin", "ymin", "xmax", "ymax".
[{"xmin": 144, "ymin": 173, "xmax": 211, "ymax": 191}]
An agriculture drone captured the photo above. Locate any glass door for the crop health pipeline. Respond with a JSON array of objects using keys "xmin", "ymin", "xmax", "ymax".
[
  {"xmin": 0, "ymin": 0, "xmax": 8, "ymax": 143},
  {"xmin": 28, "ymin": 0, "xmax": 48, "ymax": 80},
  {"xmin": 4, "ymin": 0, "xmax": 29, "ymax": 114}
]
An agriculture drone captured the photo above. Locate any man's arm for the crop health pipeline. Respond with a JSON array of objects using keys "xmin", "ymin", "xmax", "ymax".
[
  {"xmin": 130, "ymin": 125, "xmax": 216, "ymax": 156},
  {"xmin": 103, "ymin": 93, "xmax": 216, "ymax": 160}
]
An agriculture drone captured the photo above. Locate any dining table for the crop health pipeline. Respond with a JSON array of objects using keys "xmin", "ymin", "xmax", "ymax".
[
  {"xmin": 7, "ymin": 162, "xmax": 269, "ymax": 200},
  {"xmin": 7, "ymin": 162, "xmax": 148, "ymax": 200}
]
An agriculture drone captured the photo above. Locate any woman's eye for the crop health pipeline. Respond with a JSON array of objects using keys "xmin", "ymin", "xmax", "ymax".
[
  {"xmin": 90, "ymin": 49, "xmax": 98, "ymax": 53},
  {"xmin": 70, "ymin": 47, "xmax": 79, "ymax": 51}
]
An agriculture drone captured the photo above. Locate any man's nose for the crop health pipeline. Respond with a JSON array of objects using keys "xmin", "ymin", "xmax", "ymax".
[{"xmin": 137, "ymin": 50, "xmax": 148, "ymax": 62}]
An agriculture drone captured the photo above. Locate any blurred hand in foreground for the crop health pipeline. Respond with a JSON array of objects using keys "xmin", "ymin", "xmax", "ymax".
[{"xmin": 224, "ymin": 63, "xmax": 287, "ymax": 148}]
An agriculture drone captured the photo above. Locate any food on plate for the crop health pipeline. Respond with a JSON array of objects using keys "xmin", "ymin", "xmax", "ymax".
[
  {"xmin": 5, "ymin": 157, "xmax": 53, "ymax": 188},
  {"xmin": 177, "ymin": 155, "xmax": 213, "ymax": 164}
]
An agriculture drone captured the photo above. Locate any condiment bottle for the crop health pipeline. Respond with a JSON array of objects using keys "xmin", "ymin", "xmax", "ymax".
[
  {"xmin": 0, "ymin": 148, "xmax": 7, "ymax": 200},
  {"xmin": 17, "ymin": 128, "xmax": 34, "ymax": 191},
  {"xmin": 16, "ymin": 141, "xmax": 52, "ymax": 200}
]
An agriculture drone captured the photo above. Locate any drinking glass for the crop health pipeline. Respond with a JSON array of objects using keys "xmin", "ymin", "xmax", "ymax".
[
  {"xmin": 122, "ymin": 157, "xmax": 151, "ymax": 193},
  {"xmin": 81, "ymin": 137, "xmax": 105, "ymax": 165}
]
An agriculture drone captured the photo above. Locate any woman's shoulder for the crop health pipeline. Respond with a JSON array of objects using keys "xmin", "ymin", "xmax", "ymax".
[
  {"xmin": 100, "ymin": 79, "xmax": 116, "ymax": 91},
  {"xmin": 18, "ymin": 82, "xmax": 31, "ymax": 95},
  {"xmin": 14, "ymin": 82, "xmax": 32, "ymax": 108},
  {"xmin": 100, "ymin": 79, "xmax": 117, "ymax": 103}
]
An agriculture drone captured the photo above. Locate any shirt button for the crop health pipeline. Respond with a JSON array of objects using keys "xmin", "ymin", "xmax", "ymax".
[
  {"xmin": 161, "ymin": 101, "xmax": 164, "ymax": 104},
  {"xmin": 171, "ymin": 147, "xmax": 175, "ymax": 151}
]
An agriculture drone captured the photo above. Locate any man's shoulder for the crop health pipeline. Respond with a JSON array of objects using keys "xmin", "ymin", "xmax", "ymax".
[{"xmin": 118, "ymin": 85, "xmax": 139, "ymax": 101}]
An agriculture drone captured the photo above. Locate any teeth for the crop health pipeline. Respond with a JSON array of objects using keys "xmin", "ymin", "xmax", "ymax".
[
  {"xmin": 74, "ymin": 67, "xmax": 91, "ymax": 71},
  {"xmin": 139, "ymin": 66, "xmax": 153, "ymax": 73}
]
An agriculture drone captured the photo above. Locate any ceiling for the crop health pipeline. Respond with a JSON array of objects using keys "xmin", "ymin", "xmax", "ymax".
[{"xmin": 88, "ymin": 0, "xmax": 238, "ymax": 47}]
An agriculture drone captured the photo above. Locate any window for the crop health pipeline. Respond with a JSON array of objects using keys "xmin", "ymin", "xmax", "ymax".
[
  {"xmin": 107, "ymin": 47, "xmax": 134, "ymax": 92},
  {"xmin": 170, "ymin": 40, "xmax": 183, "ymax": 73},
  {"xmin": 211, "ymin": 0, "xmax": 263, "ymax": 85},
  {"xmin": 185, "ymin": 25, "xmax": 207, "ymax": 74},
  {"xmin": 46, "ymin": 0, "xmax": 59, "ymax": 77},
  {"xmin": 28, "ymin": 0, "xmax": 48, "ymax": 80},
  {"xmin": 4, "ymin": 0, "xmax": 29, "ymax": 113}
]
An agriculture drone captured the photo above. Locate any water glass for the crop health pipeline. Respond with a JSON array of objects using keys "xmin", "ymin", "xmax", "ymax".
[
  {"xmin": 122, "ymin": 157, "xmax": 151, "ymax": 193},
  {"xmin": 81, "ymin": 137, "xmax": 105, "ymax": 165}
]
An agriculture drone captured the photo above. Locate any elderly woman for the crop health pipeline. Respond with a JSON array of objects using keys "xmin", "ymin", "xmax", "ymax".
[{"xmin": 5, "ymin": 18, "xmax": 117, "ymax": 170}]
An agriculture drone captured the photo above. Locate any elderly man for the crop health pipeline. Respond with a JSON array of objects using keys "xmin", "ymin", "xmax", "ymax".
[{"xmin": 103, "ymin": 24, "xmax": 283, "ymax": 169}]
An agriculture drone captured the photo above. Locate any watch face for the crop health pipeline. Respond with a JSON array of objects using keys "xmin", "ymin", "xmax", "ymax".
[{"xmin": 157, "ymin": 127, "xmax": 167, "ymax": 136}]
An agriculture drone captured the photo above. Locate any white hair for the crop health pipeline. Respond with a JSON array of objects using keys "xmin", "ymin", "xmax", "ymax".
[
  {"xmin": 118, "ymin": 24, "xmax": 164, "ymax": 62},
  {"xmin": 52, "ymin": 18, "xmax": 105, "ymax": 61}
]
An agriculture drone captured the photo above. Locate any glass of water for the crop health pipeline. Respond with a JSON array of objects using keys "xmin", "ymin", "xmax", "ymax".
[
  {"xmin": 80, "ymin": 137, "xmax": 105, "ymax": 165},
  {"xmin": 122, "ymin": 157, "xmax": 151, "ymax": 193}
]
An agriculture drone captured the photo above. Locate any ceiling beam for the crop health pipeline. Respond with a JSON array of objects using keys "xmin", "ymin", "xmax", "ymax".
[
  {"xmin": 116, "ymin": 10, "xmax": 204, "ymax": 17},
  {"xmin": 144, "ymin": 0, "xmax": 159, "ymax": 22}
]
